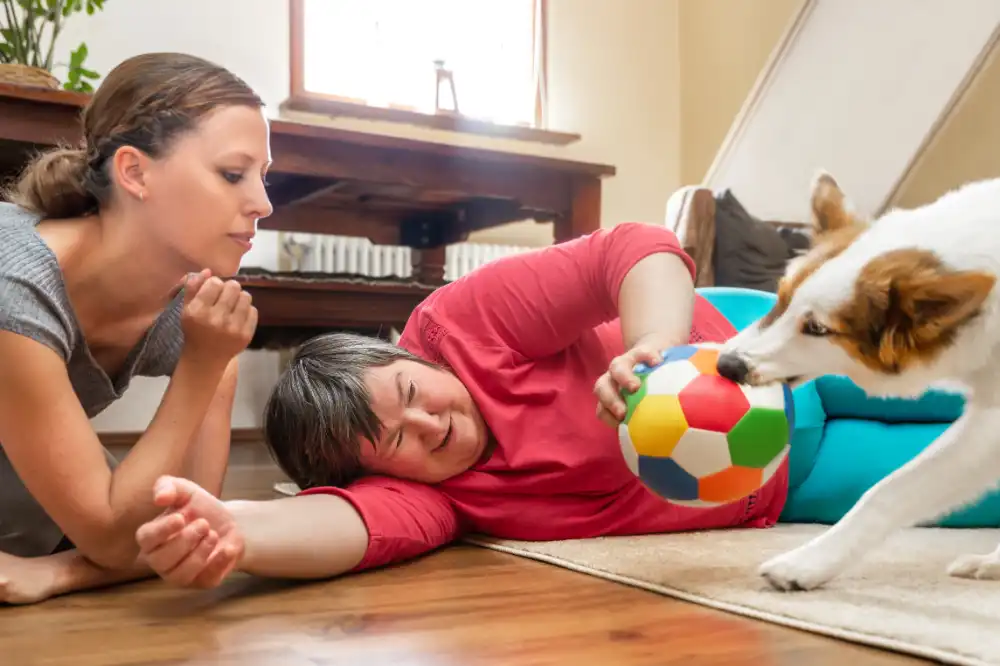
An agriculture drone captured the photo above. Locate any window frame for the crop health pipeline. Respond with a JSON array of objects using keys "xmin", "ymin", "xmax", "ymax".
[{"xmin": 284, "ymin": 0, "xmax": 578, "ymax": 145}]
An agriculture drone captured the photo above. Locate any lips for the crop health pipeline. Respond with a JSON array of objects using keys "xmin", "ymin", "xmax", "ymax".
[{"xmin": 229, "ymin": 233, "xmax": 255, "ymax": 251}]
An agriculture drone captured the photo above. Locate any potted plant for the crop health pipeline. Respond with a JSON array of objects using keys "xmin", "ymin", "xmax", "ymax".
[{"xmin": 0, "ymin": 0, "xmax": 104, "ymax": 92}]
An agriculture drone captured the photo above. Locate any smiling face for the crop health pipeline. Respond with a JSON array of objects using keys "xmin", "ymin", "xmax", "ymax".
[
  {"xmin": 717, "ymin": 171, "xmax": 996, "ymax": 396},
  {"xmin": 115, "ymin": 105, "xmax": 273, "ymax": 278},
  {"xmin": 359, "ymin": 359, "xmax": 489, "ymax": 483}
]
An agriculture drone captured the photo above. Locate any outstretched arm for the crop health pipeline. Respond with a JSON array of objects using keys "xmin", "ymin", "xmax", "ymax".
[{"xmin": 136, "ymin": 476, "xmax": 459, "ymax": 587}]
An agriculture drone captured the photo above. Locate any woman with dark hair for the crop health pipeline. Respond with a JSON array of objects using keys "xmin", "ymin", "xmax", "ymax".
[
  {"xmin": 134, "ymin": 222, "xmax": 790, "ymax": 591},
  {"xmin": 0, "ymin": 51, "xmax": 271, "ymax": 603}
]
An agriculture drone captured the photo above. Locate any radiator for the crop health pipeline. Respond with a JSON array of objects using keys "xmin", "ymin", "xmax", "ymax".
[{"xmin": 281, "ymin": 234, "xmax": 534, "ymax": 282}]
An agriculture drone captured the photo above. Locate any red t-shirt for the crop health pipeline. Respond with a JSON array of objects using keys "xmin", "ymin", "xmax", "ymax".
[{"xmin": 301, "ymin": 222, "xmax": 789, "ymax": 570}]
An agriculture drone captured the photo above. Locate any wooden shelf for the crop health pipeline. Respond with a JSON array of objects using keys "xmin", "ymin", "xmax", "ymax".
[{"xmin": 235, "ymin": 270, "xmax": 438, "ymax": 348}]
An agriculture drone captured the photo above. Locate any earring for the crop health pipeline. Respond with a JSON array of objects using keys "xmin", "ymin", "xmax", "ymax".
[{"xmin": 139, "ymin": 192, "xmax": 145, "ymax": 202}]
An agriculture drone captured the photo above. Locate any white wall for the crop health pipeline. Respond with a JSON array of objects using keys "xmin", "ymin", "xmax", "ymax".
[
  {"xmin": 705, "ymin": 0, "xmax": 1000, "ymax": 222},
  {"xmin": 59, "ymin": 0, "xmax": 683, "ymax": 431}
]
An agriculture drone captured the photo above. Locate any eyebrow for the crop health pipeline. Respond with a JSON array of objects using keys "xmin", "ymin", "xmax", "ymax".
[{"xmin": 219, "ymin": 151, "xmax": 271, "ymax": 168}]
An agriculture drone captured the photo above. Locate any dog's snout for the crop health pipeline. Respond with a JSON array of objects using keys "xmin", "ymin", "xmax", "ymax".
[{"xmin": 717, "ymin": 353, "xmax": 750, "ymax": 384}]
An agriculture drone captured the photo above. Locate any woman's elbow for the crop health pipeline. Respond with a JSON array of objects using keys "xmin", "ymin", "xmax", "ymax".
[
  {"xmin": 70, "ymin": 525, "xmax": 140, "ymax": 570},
  {"xmin": 79, "ymin": 540, "xmax": 138, "ymax": 570}
]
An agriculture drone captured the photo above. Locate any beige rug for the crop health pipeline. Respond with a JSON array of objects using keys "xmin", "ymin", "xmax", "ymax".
[{"xmin": 466, "ymin": 525, "xmax": 1000, "ymax": 666}]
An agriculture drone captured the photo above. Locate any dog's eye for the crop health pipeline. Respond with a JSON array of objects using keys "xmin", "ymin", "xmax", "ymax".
[{"xmin": 801, "ymin": 317, "xmax": 832, "ymax": 337}]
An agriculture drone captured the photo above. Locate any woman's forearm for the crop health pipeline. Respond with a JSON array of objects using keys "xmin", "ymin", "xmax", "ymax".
[
  {"xmin": 228, "ymin": 494, "xmax": 369, "ymax": 579},
  {"xmin": 98, "ymin": 354, "xmax": 228, "ymax": 566},
  {"xmin": 618, "ymin": 252, "xmax": 696, "ymax": 350},
  {"xmin": 182, "ymin": 358, "xmax": 239, "ymax": 497}
]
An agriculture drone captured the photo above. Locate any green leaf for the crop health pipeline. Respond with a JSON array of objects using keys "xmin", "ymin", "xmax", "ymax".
[{"xmin": 68, "ymin": 41, "xmax": 86, "ymax": 68}]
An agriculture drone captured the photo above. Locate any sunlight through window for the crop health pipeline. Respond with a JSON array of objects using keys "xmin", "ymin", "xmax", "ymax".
[{"xmin": 302, "ymin": 0, "xmax": 537, "ymax": 126}]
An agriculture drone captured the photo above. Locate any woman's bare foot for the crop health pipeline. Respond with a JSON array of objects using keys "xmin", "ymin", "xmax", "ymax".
[
  {"xmin": 0, "ymin": 549, "xmax": 151, "ymax": 605},
  {"xmin": 0, "ymin": 551, "xmax": 62, "ymax": 605}
]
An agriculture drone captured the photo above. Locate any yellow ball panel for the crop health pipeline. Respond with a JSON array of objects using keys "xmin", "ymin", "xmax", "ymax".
[{"xmin": 627, "ymin": 394, "xmax": 688, "ymax": 458}]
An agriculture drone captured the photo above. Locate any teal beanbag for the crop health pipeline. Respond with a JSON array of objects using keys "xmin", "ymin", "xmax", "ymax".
[{"xmin": 696, "ymin": 286, "xmax": 1000, "ymax": 528}]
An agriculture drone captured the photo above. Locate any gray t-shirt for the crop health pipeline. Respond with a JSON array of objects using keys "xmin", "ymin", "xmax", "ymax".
[{"xmin": 0, "ymin": 202, "xmax": 186, "ymax": 556}]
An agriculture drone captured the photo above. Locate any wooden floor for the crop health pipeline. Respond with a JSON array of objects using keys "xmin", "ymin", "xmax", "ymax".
[{"xmin": 1, "ymin": 449, "xmax": 931, "ymax": 666}]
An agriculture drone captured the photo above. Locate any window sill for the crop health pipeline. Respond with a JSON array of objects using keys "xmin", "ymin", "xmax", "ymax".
[{"xmin": 280, "ymin": 93, "xmax": 581, "ymax": 146}]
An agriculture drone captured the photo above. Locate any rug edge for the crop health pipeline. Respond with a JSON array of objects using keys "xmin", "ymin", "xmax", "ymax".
[{"xmin": 464, "ymin": 537, "xmax": 990, "ymax": 666}]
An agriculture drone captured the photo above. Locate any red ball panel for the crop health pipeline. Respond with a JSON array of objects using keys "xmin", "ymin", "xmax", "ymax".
[{"xmin": 678, "ymin": 374, "xmax": 750, "ymax": 433}]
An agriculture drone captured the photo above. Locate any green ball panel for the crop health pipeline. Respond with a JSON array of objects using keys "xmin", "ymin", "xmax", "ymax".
[
  {"xmin": 622, "ymin": 374, "xmax": 648, "ymax": 424},
  {"xmin": 727, "ymin": 407, "xmax": 789, "ymax": 468}
]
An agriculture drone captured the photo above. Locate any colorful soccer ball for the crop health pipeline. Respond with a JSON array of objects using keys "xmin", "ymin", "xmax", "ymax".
[{"xmin": 618, "ymin": 342, "xmax": 794, "ymax": 507}]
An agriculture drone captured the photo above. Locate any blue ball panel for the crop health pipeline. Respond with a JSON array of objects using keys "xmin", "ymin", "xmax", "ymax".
[
  {"xmin": 638, "ymin": 455, "xmax": 699, "ymax": 501},
  {"xmin": 634, "ymin": 345, "xmax": 699, "ymax": 374},
  {"xmin": 662, "ymin": 345, "xmax": 699, "ymax": 363}
]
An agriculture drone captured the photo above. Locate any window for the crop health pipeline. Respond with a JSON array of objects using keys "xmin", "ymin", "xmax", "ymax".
[{"xmin": 287, "ymin": 0, "xmax": 572, "ymax": 143}]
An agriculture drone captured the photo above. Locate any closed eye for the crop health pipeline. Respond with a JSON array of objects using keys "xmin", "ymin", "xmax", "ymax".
[{"xmin": 393, "ymin": 379, "xmax": 417, "ymax": 449}]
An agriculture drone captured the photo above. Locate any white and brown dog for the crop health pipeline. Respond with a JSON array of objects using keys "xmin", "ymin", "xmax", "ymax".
[{"xmin": 716, "ymin": 172, "xmax": 1000, "ymax": 591}]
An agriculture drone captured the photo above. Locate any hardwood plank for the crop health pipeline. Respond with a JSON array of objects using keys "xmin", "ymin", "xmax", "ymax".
[
  {"xmin": 0, "ymin": 460, "xmax": 929, "ymax": 666},
  {"xmin": 0, "ymin": 545, "xmax": 930, "ymax": 666}
]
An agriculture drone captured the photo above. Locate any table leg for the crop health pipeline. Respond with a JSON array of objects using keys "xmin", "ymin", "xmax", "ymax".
[
  {"xmin": 554, "ymin": 175, "xmax": 602, "ymax": 243},
  {"xmin": 412, "ymin": 246, "xmax": 447, "ymax": 284}
]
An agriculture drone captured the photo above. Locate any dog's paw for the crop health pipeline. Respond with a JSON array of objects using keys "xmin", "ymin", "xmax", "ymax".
[
  {"xmin": 947, "ymin": 552, "xmax": 1000, "ymax": 580},
  {"xmin": 758, "ymin": 546, "xmax": 845, "ymax": 592}
]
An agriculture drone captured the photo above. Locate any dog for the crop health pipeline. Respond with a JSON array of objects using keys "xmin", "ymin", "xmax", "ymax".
[{"xmin": 716, "ymin": 171, "xmax": 1000, "ymax": 591}]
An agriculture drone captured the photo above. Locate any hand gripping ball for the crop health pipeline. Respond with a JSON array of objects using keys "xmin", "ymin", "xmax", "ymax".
[{"xmin": 618, "ymin": 342, "xmax": 794, "ymax": 507}]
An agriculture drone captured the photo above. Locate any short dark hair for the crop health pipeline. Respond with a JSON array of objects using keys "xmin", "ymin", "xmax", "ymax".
[{"xmin": 263, "ymin": 331, "xmax": 438, "ymax": 489}]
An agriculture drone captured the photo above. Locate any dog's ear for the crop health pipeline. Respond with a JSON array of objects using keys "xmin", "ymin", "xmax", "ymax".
[
  {"xmin": 844, "ymin": 250, "xmax": 995, "ymax": 371},
  {"xmin": 810, "ymin": 171, "xmax": 863, "ymax": 240},
  {"xmin": 895, "ymin": 264, "xmax": 995, "ymax": 335}
]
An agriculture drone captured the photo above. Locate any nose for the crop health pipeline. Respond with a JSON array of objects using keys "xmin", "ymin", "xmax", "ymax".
[
  {"xmin": 250, "ymin": 179, "xmax": 273, "ymax": 220},
  {"xmin": 717, "ymin": 353, "xmax": 750, "ymax": 384},
  {"xmin": 404, "ymin": 410, "xmax": 447, "ymax": 444}
]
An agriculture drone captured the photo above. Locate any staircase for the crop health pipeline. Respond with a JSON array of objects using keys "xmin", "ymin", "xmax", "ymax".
[{"xmin": 704, "ymin": 0, "xmax": 1000, "ymax": 222}]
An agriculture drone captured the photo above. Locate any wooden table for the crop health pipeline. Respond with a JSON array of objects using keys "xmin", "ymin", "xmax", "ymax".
[{"xmin": 0, "ymin": 84, "xmax": 616, "ymax": 346}]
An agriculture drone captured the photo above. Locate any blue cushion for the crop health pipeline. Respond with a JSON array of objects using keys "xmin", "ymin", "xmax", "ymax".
[
  {"xmin": 697, "ymin": 286, "xmax": 777, "ymax": 332},
  {"xmin": 695, "ymin": 286, "xmax": 998, "ymax": 527},
  {"xmin": 812, "ymin": 374, "xmax": 965, "ymax": 423}
]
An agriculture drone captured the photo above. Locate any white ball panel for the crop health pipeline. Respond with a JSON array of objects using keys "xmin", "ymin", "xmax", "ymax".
[
  {"xmin": 761, "ymin": 443, "xmax": 791, "ymax": 483},
  {"xmin": 645, "ymin": 360, "xmax": 700, "ymax": 396},
  {"xmin": 671, "ymin": 428, "xmax": 732, "ymax": 478},
  {"xmin": 618, "ymin": 422, "xmax": 639, "ymax": 475},
  {"xmin": 739, "ymin": 382, "xmax": 786, "ymax": 410}
]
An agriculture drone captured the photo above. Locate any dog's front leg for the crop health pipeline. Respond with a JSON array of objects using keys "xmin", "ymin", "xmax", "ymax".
[
  {"xmin": 947, "ymin": 542, "xmax": 1000, "ymax": 580},
  {"xmin": 760, "ymin": 402, "xmax": 1000, "ymax": 591}
]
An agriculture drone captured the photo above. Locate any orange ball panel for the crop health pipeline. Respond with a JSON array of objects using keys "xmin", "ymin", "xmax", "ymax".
[{"xmin": 698, "ymin": 466, "xmax": 763, "ymax": 503}]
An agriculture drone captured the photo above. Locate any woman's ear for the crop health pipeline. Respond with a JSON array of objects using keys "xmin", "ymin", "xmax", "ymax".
[{"xmin": 109, "ymin": 145, "xmax": 151, "ymax": 202}]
